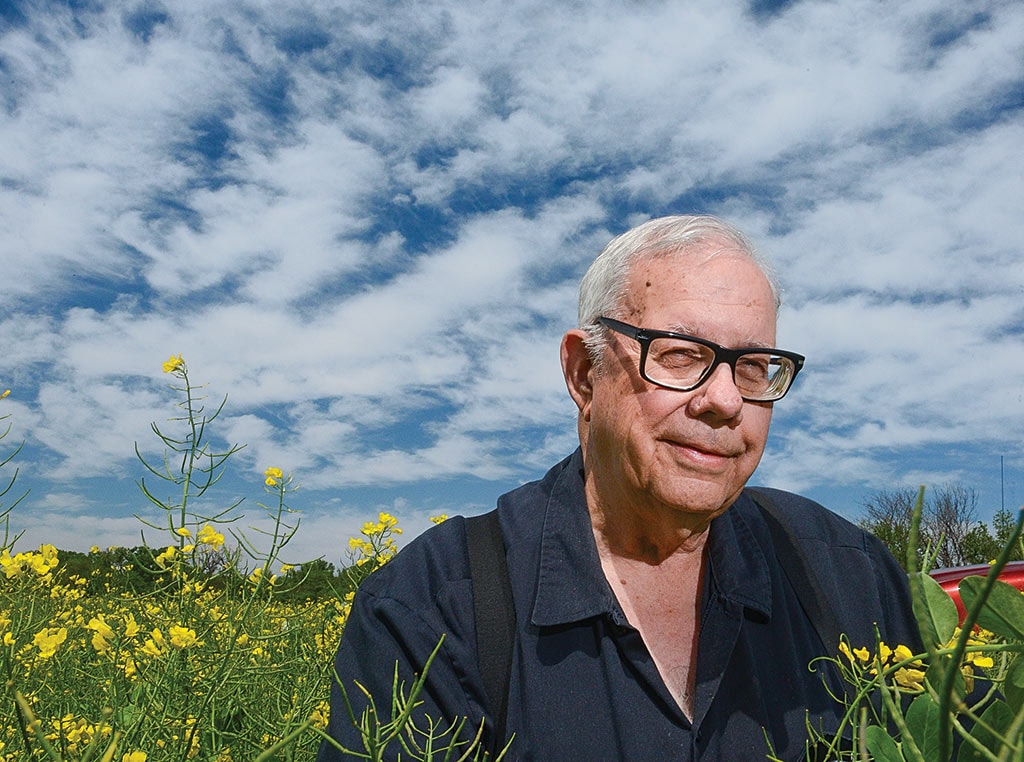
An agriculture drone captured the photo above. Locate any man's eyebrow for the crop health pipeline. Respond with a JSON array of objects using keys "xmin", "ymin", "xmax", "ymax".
[
  {"xmin": 664, "ymin": 321, "xmax": 698, "ymax": 335},
  {"xmin": 662, "ymin": 322, "xmax": 774, "ymax": 349}
]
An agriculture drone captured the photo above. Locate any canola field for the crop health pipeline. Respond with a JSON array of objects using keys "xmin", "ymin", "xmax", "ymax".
[{"xmin": 0, "ymin": 358, "xmax": 406, "ymax": 761}]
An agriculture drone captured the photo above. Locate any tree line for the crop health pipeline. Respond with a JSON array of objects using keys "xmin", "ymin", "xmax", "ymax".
[
  {"xmin": 57, "ymin": 546, "xmax": 357, "ymax": 602},
  {"xmin": 859, "ymin": 483, "xmax": 1023, "ymax": 570}
]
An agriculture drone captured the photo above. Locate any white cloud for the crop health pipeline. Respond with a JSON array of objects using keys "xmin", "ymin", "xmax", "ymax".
[{"xmin": 2, "ymin": 0, "xmax": 1023, "ymax": 555}]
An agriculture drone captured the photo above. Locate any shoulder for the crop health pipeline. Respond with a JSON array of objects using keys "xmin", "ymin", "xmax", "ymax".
[
  {"xmin": 497, "ymin": 450, "xmax": 581, "ymax": 513},
  {"xmin": 742, "ymin": 486, "xmax": 872, "ymax": 549},
  {"xmin": 741, "ymin": 487, "xmax": 919, "ymax": 647},
  {"xmin": 739, "ymin": 485, "xmax": 905, "ymax": 588},
  {"xmin": 357, "ymin": 516, "xmax": 472, "ymax": 604},
  {"xmin": 357, "ymin": 451, "xmax": 582, "ymax": 605}
]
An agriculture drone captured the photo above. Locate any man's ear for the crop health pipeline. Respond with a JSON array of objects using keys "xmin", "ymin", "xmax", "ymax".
[{"xmin": 560, "ymin": 329, "xmax": 595, "ymax": 421}]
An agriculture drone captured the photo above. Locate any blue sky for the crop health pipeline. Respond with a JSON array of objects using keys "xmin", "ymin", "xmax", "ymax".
[{"xmin": 1, "ymin": 0, "xmax": 1022, "ymax": 566}]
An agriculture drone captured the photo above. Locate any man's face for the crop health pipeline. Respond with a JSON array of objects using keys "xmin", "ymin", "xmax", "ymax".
[{"xmin": 578, "ymin": 246, "xmax": 777, "ymax": 520}]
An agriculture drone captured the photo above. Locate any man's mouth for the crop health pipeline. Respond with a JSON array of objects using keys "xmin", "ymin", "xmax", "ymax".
[{"xmin": 663, "ymin": 438, "xmax": 739, "ymax": 461}]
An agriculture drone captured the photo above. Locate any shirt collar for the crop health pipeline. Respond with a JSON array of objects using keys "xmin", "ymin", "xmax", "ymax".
[
  {"xmin": 704, "ymin": 493, "xmax": 773, "ymax": 619},
  {"xmin": 531, "ymin": 449, "xmax": 619, "ymax": 626},
  {"xmin": 530, "ymin": 449, "xmax": 772, "ymax": 626}
]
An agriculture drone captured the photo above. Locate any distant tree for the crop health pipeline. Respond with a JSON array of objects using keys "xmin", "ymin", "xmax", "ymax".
[
  {"xmin": 928, "ymin": 483, "xmax": 982, "ymax": 567},
  {"xmin": 55, "ymin": 545, "xmax": 161, "ymax": 595},
  {"xmin": 59, "ymin": 549, "xmax": 93, "ymax": 581},
  {"xmin": 277, "ymin": 558, "xmax": 340, "ymax": 601},
  {"xmin": 958, "ymin": 523, "xmax": 1001, "ymax": 566},
  {"xmin": 859, "ymin": 488, "xmax": 919, "ymax": 570},
  {"xmin": 860, "ymin": 483, "xmax": 994, "ymax": 570},
  {"xmin": 991, "ymin": 507, "xmax": 1024, "ymax": 561}
]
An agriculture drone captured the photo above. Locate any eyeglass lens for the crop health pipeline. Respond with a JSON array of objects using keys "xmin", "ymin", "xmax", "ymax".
[{"xmin": 645, "ymin": 338, "xmax": 795, "ymax": 400}]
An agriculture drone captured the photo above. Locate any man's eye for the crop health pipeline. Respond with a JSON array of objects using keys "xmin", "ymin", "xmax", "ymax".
[
  {"xmin": 736, "ymin": 356, "xmax": 770, "ymax": 381},
  {"xmin": 654, "ymin": 348, "xmax": 703, "ymax": 368}
]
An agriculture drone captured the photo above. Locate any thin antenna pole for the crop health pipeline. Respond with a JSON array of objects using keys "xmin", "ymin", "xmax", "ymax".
[{"xmin": 1001, "ymin": 455, "xmax": 1005, "ymax": 512}]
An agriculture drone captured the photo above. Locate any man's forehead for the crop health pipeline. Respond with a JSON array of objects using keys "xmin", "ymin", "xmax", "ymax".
[
  {"xmin": 624, "ymin": 251, "xmax": 770, "ymax": 302},
  {"xmin": 621, "ymin": 252, "xmax": 776, "ymax": 338}
]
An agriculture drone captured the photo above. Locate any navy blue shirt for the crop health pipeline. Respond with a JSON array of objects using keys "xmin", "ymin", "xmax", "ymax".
[{"xmin": 319, "ymin": 450, "xmax": 919, "ymax": 761}]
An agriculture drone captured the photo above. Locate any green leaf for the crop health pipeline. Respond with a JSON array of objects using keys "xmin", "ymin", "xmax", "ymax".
[
  {"xmin": 1005, "ymin": 656, "xmax": 1024, "ymax": 714},
  {"xmin": 959, "ymin": 699, "xmax": 1014, "ymax": 762},
  {"xmin": 904, "ymin": 693, "xmax": 949, "ymax": 762},
  {"xmin": 912, "ymin": 572, "xmax": 959, "ymax": 650},
  {"xmin": 864, "ymin": 725, "xmax": 904, "ymax": 762},
  {"xmin": 960, "ymin": 576, "xmax": 1024, "ymax": 641},
  {"xmin": 924, "ymin": 656, "xmax": 965, "ymax": 706}
]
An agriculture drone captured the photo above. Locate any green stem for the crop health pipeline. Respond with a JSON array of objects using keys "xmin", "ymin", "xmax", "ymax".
[{"xmin": 938, "ymin": 508, "xmax": 1024, "ymax": 762}]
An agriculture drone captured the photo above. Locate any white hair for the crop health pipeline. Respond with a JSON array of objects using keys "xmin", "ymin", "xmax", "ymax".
[{"xmin": 578, "ymin": 215, "xmax": 781, "ymax": 362}]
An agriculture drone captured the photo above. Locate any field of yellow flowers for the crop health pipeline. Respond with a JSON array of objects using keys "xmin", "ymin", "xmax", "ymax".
[
  {"xmin": 0, "ymin": 535, "xmax": 350, "ymax": 761},
  {"xmin": 0, "ymin": 359, "xmax": 407, "ymax": 761}
]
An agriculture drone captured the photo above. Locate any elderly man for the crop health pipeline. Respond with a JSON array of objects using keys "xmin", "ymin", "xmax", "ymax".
[{"xmin": 318, "ymin": 215, "xmax": 920, "ymax": 761}]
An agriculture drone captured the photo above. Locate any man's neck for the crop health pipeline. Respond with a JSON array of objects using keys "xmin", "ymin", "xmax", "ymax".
[{"xmin": 585, "ymin": 481, "xmax": 713, "ymax": 564}]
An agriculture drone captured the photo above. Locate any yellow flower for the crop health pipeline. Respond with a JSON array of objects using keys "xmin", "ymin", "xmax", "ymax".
[
  {"xmin": 162, "ymin": 354, "xmax": 185, "ymax": 373},
  {"xmin": 86, "ymin": 615, "xmax": 116, "ymax": 654},
  {"xmin": 122, "ymin": 655, "xmax": 138, "ymax": 679},
  {"xmin": 310, "ymin": 699, "xmax": 330, "ymax": 730},
  {"xmin": 1, "ymin": 545, "xmax": 60, "ymax": 579},
  {"xmin": 52, "ymin": 713, "xmax": 108, "ymax": 754},
  {"xmin": 175, "ymin": 527, "xmax": 192, "ymax": 538},
  {"xmin": 894, "ymin": 666, "xmax": 926, "ymax": 691},
  {"xmin": 264, "ymin": 466, "xmax": 284, "ymax": 486},
  {"xmin": 430, "ymin": 514, "xmax": 449, "ymax": 524},
  {"xmin": 141, "ymin": 628, "xmax": 167, "ymax": 657},
  {"xmin": 893, "ymin": 644, "xmax": 915, "ymax": 662},
  {"xmin": 32, "ymin": 627, "xmax": 68, "ymax": 658},
  {"xmin": 123, "ymin": 752, "xmax": 147, "ymax": 762},
  {"xmin": 0, "ymin": 389, "xmax": 9, "ymax": 399},
  {"xmin": 197, "ymin": 524, "xmax": 225, "ymax": 548},
  {"xmin": 0, "ymin": 550, "xmax": 19, "ymax": 579},
  {"xmin": 168, "ymin": 625, "xmax": 202, "ymax": 649},
  {"xmin": 0, "ymin": 611, "xmax": 13, "ymax": 647},
  {"xmin": 155, "ymin": 546, "xmax": 177, "ymax": 567},
  {"xmin": 891, "ymin": 643, "xmax": 927, "ymax": 693}
]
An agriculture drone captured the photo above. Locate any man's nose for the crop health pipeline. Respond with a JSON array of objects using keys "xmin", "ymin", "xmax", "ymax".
[{"xmin": 690, "ymin": 362, "xmax": 745, "ymax": 418}]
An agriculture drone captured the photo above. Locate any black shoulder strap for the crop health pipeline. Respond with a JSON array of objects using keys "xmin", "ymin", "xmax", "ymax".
[
  {"xmin": 465, "ymin": 510, "xmax": 515, "ymax": 747},
  {"xmin": 746, "ymin": 487, "xmax": 842, "ymax": 656}
]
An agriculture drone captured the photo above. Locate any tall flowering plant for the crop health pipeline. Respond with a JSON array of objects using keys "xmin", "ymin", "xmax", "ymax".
[
  {"xmin": 0, "ymin": 388, "xmax": 27, "ymax": 551},
  {"xmin": 791, "ymin": 488, "xmax": 1024, "ymax": 762},
  {"xmin": 0, "ymin": 358, "xmax": 343, "ymax": 761}
]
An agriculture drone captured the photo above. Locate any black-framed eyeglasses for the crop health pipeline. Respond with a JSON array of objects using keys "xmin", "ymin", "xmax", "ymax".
[{"xmin": 596, "ymin": 317, "xmax": 805, "ymax": 402}]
